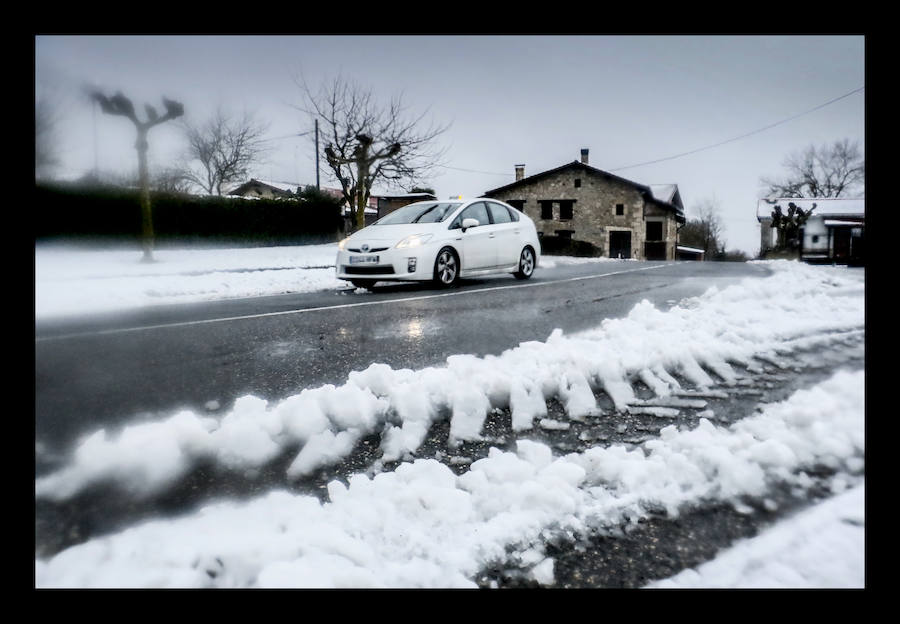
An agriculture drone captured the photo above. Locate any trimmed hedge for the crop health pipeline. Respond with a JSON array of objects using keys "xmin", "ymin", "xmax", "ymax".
[{"xmin": 34, "ymin": 182, "xmax": 344, "ymax": 246}]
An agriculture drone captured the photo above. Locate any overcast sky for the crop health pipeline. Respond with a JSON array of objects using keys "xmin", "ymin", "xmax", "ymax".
[{"xmin": 34, "ymin": 35, "xmax": 865, "ymax": 256}]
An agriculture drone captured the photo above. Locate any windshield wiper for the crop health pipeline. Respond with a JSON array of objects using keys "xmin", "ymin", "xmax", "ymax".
[{"xmin": 412, "ymin": 206, "xmax": 438, "ymax": 223}]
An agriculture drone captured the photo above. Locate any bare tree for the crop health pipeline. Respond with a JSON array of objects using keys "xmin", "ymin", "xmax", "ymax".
[
  {"xmin": 761, "ymin": 138, "xmax": 865, "ymax": 199},
  {"xmin": 180, "ymin": 109, "xmax": 270, "ymax": 196},
  {"xmin": 77, "ymin": 167, "xmax": 192, "ymax": 197},
  {"xmin": 297, "ymin": 74, "xmax": 449, "ymax": 231},
  {"xmin": 35, "ymin": 94, "xmax": 62, "ymax": 180},
  {"xmin": 89, "ymin": 89, "xmax": 184, "ymax": 262},
  {"xmin": 680, "ymin": 197, "xmax": 726, "ymax": 257},
  {"xmin": 149, "ymin": 167, "xmax": 194, "ymax": 194}
]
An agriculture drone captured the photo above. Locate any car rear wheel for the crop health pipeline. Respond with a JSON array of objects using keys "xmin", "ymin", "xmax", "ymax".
[
  {"xmin": 433, "ymin": 247, "xmax": 459, "ymax": 287},
  {"xmin": 514, "ymin": 246, "xmax": 535, "ymax": 280}
]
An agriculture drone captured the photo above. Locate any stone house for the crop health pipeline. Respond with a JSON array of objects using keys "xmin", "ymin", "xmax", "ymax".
[{"xmin": 483, "ymin": 149, "xmax": 685, "ymax": 260}]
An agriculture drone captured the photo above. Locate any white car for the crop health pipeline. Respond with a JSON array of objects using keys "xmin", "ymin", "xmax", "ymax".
[{"xmin": 336, "ymin": 198, "xmax": 541, "ymax": 289}]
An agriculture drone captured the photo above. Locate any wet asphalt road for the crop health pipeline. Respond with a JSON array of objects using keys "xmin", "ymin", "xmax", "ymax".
[{"xmin": 35, "ymin": 260, "xmax": 770, "ymax": 458}]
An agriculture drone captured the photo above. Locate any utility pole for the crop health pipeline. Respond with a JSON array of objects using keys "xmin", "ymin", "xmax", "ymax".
[
  {"xmin": 315, "ymin": 118, "xmax": 320, "ymax": 190},
  {"xmin": 92, "ymin": 99, "xmax": 98, "ymax": 178},
  {"xmin": 289, "ymin": 122, "xmax": 319, "ymax": 189}
]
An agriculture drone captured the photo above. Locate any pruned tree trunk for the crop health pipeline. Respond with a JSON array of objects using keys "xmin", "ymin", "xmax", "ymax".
[
  {"xmin": 89, "ymin": 90, "xmax": 184, "ymax": 262},
  {"xmin": 136, "ymin": 130, "xmax": 155, "ymax": 262}
]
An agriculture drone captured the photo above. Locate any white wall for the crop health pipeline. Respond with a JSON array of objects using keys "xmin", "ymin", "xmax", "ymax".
[{"xmin": 802, "ymin": 216, "xmax": 831, "ymax": 254}]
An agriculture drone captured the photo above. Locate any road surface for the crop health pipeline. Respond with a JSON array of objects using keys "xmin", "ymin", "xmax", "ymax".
[{"xmin": 36, "ymin": 260, "xmax": 768, "ymax": 457}]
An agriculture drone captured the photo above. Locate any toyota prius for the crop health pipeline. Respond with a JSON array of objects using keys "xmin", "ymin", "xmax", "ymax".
[{"xmin": 336, "ymin": 198, "xmax": 541, "ymax": 289}]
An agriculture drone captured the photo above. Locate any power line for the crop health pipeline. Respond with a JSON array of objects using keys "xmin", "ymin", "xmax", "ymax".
[
  {"xmin": 440, "ymin": 165, "xmax": 514, "ymax": 176},
  {"xmin": 267, "ymin": 85, "xmax": 864, "ymax": 183},
  {"xmin": 609, "ymin": 86, "xmax": 865, "ymax": 173},
  {"xmin": 261, "ymin": 129, "xmax": 316, "ymax": 143}
]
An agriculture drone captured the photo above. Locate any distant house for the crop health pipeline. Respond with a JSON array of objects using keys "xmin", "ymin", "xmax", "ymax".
[
  {"xmin": 334, "ymin": 189, "xmax": 380, "ymax": 230},
  {"xmin": 676, "ymin": 245, "xmax": 705, "ymax": 261},
  {"xmin": 226, "ymin": 180, "xmax": 436, "ymax": 232},
  {"xmin": 336, "ymin": 191, "xmax": 436, "ymax": 230},
  {"xmin": 226, "ymin": 179, "xmax": 300, "ymax": 199},
  {"xmin": 377, "ymin": 192, "xmax": 438, "ymax": 219},
  {"xmin": 483, "ymin": 149, "xmax": 685, "ymax": 260},
  {"xmin": 757, "ymin": 197, "xmax": 864, "ymax": 265}
]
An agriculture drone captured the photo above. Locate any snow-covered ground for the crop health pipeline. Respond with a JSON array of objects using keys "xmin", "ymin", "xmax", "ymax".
[
  {"xmin": 34, "ymin": 242, "xmax": 618, "ymax": 320},
  {"xmin": 35, "ymin": 243, "xmax": 347, "ymax": 319},
  {"xmin": 34, "ymin": 244, "xmax": 865, "ymax": 588}
]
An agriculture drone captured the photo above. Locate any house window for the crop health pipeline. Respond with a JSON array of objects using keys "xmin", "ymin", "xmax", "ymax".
[
  {"xmin": 559, "ymin": 200, "xmax": 574, "ymax": 220},
  {"xmin": 507, "ymin": 199, "xmax": 526, "ymax": 212},
  {"xmin": 811, "ymin": 235, "xmax": 820, "ymax": 243},
  {"xmin": 646, "ymin": 221, "xmax": 663, "ymax": 241},
  {"xmin": 539, "ymin": 200, "xmax": 554, "ymax": 220},
  {"xmin": 615, "ymin": 203, "xmax": 625, "ymax": 216},
  {"xmin": 574, "ymin": 178, "xmax": 581, "ymax": 188}
]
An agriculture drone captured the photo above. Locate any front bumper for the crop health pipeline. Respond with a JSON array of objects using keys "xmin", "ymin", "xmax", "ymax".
[{"xmin": 336, "ymin": 246, "xmax": 434, "ymax": 282}]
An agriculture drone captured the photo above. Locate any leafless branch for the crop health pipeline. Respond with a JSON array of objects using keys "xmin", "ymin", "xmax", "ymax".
[
  {"xmin": 761, "ymin": 139, "xmax": 864, "ymax": 199},
  {"xmin": 294, "ymin": 73, "xmax": 450, "ymax": 230},
  {"xmin": 35, "ymin": 95, "xmax": 62, "ymax": 178},
  {"xmin": 179, "ymin": 108, "xmax": 270, "ymax": 195},
  {"xmin": 681, "ymin": 197, "xmax": 726, "ymax": 256}
]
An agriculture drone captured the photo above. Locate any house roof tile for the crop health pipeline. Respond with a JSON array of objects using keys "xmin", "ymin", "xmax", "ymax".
[{"xmin": 484, "ymin": 160, "xmax": 684, "ymax": 218}]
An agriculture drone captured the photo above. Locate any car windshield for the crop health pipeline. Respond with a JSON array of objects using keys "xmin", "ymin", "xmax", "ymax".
[{"xmin": 374, "ymin": 202, "xmax": 461, "ymax": 225}]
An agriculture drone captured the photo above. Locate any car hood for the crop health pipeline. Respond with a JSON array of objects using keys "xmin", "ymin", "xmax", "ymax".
[{"xmin": 344, "ymin": 223, "xmax": 446, "ymax": 247}]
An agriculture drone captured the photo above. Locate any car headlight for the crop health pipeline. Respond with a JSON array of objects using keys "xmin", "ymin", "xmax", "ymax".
[
  {"xmin": 337, "ymin": 237, "xmax": 349, "ymax": 251},
  {"xmin": 395, "ymin": 234, "xmax": 433, "ymax": 249}
]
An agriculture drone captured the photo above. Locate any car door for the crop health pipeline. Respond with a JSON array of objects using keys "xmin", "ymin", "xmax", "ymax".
[
  {"xmin": 450, "ymin": 202, "xmax": 496, "ymax": 270},
  {"xmin": 486, "ymin": 201, "xmax": 520, "ymax": 267}
]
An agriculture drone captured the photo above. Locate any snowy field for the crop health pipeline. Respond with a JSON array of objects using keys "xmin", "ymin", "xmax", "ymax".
[{"xmin": 34, "ymin": 244, "xmax": 865, "ymax": 588}]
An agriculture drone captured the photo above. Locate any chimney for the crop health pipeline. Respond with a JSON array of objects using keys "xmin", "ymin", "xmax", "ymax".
[
  {"xmin": 580, "ymin": 148, "xmax": 589, "ymax": 165},
  {"xmin": 515, "ymin": 164, "xmax": 525, "ymax": 181}
]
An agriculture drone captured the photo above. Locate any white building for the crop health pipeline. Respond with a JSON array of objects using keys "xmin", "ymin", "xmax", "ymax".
[{"xmin": 757, "ymin": 197, "xmax": 864, "ymax": 265}]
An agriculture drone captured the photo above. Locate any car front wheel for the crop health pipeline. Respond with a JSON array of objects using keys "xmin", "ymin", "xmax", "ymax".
[
  {"xmin": 433, "ymin": 247, "xmax": 459, "ymax": 287},
  {"xmin": 514, "ymin": 247, "xmax": 535, "ymax": 280}
]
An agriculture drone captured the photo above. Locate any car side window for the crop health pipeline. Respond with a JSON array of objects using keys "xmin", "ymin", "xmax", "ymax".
[
  {"xmin": 450, "ymin": 202, "xmax": 491, "ymax": 229},
  {"xmin": 487, "ymin": 202, "xmax": 513, "ymax": 224}
]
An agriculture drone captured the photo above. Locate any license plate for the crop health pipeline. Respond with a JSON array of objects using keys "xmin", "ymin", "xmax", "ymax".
[{"xmin": 349, "ymin": 255, "xmax": 379, "ymax": 264}]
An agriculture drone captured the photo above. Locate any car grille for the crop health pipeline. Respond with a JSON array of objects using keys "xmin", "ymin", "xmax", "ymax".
[
  {"xmin": 343, "ymin": 266, "xmax": 396, "ymax": 275},
  {"xmin": 347, "ymin": 247, "xmax": 389, "ymax": 253}
]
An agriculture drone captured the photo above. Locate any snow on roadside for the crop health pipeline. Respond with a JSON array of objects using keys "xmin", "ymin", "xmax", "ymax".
[
  {"xmin": 646, "ymin": 481, "xmax": 865, "ymax": 589},
  {"xmin": 34, "ymin": 368, "xmax": 864, "ymax": 588},
  {"xmin": 34, "ymin": 243, "xmax": 345, "ymax": 318},
  {"xmin": 34, "ymin": 260, "xmax": 865, "ymax": 588}
]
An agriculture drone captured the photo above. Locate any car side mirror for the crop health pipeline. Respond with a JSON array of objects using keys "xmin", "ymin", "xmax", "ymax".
[{"xmin": 462, "ymin": 218, "xmax": 480, "ymax": 232}]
